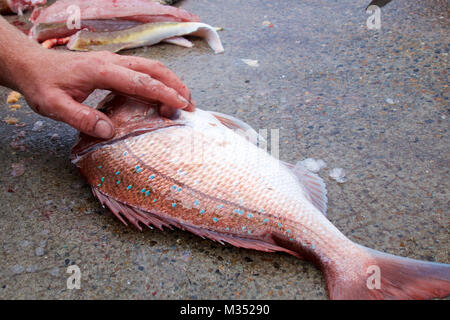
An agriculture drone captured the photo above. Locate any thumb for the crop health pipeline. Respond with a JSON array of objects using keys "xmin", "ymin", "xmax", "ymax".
[{"xmin": 50, "ymin": 93, "xmax": 115, "ymax": 139}]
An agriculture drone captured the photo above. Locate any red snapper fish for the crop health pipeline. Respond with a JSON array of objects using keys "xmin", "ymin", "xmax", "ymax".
[{"xmin": 71, "ymin": 94, "xmax": 450, "ymax": 300}]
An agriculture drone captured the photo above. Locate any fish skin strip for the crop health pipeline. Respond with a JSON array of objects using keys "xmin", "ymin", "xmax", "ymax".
[
  {"xmin": 67, "ymin": 22, "xmax": 224, "ymax": 54},
  {"xmin": 30, "ymin": 0, "xmax": 200, "ymax": 24},
  {"xmin": 71, "ymin": 94, "xmax": 450, "ymax": 300}
]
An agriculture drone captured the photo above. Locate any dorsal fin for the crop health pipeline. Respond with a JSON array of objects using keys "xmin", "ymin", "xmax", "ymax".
[
  {"xmin": 209, "ymin": 111, "xmax": 266, "ymax": 146},
  {"xmin": 283, "ymin": 161, "xmax": 328, "ymax": 216}
]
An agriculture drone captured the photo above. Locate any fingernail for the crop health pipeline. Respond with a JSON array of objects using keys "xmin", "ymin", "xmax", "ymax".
[
  {"xmin": 189, "ymin": 99, "xmax": 196, "ymax": 111},
  {"xmin": 179, "ymin": 95, "xmax": 189, "ymax": 108},
  {"xmin": 94, "ymin": 120, "xmax": 113, "ymax": 139}
]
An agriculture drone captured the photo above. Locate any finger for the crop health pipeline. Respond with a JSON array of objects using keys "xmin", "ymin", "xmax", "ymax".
[
  {"xmin": 95, "ymin": 65, "xmax": 191, "ymax": 110},
  {"xmin": 49, "ymin": 92, "xmax": 114, "ymax": 139},
  {"xmin": 159, "ymin": 104, "xmax": 179, "ymax": 119},
  {"xmin": 159, "ymin": 97, "xmax": 195, "ymax": 118},
  {"xmin": 114, "ymin": 55, "xmax": 193, "ymax": 104}
]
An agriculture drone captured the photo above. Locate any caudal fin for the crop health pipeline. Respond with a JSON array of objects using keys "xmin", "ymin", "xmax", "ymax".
[{"xmin": 327, "ymin": 246, "xmax": 450, "ymax": 300}]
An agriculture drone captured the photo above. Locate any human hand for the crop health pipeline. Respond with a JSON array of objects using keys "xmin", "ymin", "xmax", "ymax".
[{"xmin": 11, "ymin": 48, "xmax": 194, "ymax": 139}]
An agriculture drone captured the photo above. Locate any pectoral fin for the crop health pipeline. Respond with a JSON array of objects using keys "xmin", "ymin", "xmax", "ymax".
[{"xmin": 209, "ymin": 111, "xmax": 266, "ymax": 146}]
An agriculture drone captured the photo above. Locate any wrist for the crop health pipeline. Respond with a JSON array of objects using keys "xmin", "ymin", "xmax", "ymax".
[
  {"xmin": 0, "ymin": 16, "xmax": 47, "ymax": 92},
  {"xmin": 5, "ymin": 45, "xmax": 48, "ymax": 92}
]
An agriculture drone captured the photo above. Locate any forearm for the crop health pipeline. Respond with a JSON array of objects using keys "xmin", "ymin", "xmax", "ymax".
[{"xmin": 0, "ymin": 15, "xmax": 43, "ymax": 91}]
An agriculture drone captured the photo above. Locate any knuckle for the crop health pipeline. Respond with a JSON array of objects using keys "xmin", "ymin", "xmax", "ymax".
[
  {"xmin": 118, "ymin": 56, "xmax": 136, "ymax": 67},
  {"xmin": 95, "ymin": 61, "xmax": 112, "ymax": 79},
  {"xmin": 130, "ymin": 73, "xmax": 154, "ymax": 95},
  {"xmin": 152, "ymin": 60, "xmax": 165, "ymax": 69},
  {"xmin": 93, "ymin": 50, "xmax": 115, "ymax": 59},
  {"xmin": 72, "ymin": 108, "xmax": 96, "ymax": 132}
]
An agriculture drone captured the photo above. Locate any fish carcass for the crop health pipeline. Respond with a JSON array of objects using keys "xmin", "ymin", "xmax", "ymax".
[
  {"xmin": 29, "ymin": 0, "xmax": 200, "ymax": 42},
  {"xmin": 0, "ymin": 0, "xmax": 45, "ymax": 14},
  {"xmin": 71, "ymin": 94, "xmax": 450, "ymax": 300}
]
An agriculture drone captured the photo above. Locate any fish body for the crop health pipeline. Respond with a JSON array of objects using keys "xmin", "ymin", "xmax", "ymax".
[
  {"xmin": 66, "ymin": 22, "xmax": 224, "ymax": 53},
  {"xmin": 71, "ymin": 94, "xmax": 450, "ymax": 300}
]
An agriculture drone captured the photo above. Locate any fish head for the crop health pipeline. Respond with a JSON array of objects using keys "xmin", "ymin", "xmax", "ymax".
[{"xmin": 71, "ymin": 93, "xmax": 186, "ymax": 160}]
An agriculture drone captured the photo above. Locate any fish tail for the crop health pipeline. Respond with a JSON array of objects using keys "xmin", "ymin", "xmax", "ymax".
[{"xmin": 327, "ymin": 246, "xmax": 450, "ymax": 300}]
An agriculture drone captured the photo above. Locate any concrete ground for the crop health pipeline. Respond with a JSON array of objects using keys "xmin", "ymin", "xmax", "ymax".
[{"xmin": 0, "ymin": 0, "xmax": 448, "ymax": 299}]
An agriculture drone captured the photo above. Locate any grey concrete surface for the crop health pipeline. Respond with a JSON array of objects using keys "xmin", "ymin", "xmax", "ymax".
[{"xmin": 0, "ymin": 0, "xmax": 448, "ymax": 299}]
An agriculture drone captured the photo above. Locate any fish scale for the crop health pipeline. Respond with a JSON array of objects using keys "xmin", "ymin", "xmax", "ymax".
[
  {"xmin": 71, "ymin": 94, "xmax": 450, "ymax": 300},
  {"xmin": 79, "ymin": 131, "xmax": 335, "ymax": 262}
]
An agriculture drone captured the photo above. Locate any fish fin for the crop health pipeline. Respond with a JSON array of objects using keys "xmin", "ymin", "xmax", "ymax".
[
  {"xmin": 283, "ymin": 161, "xmax": 327, "ymax": 216},
  {"xmin": 92, "ymin": 188, "xmax": 173, "ymax": 231},
  {"xmin": 91, "ymin": 188, "xmax": 305, "ymax": 259},
  {"xmin": 163, "ymin": 36, "xmax": 194, "ymax": 48},
  {"xmin": 209, "ymin": 111, "xmax": 266, "ymax": 146},
  {"xmin": 179, "ymin": 224, "xmax": 304, "ymax": 259},
  {"xmin": 328, "ymin": 246, "xmax": 450, "ymax": 300}
]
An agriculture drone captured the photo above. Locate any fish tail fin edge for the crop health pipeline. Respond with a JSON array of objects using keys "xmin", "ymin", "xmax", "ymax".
[{"xmin": 327, "ymin": 246, "xmax": 450, "ymax": 300}]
